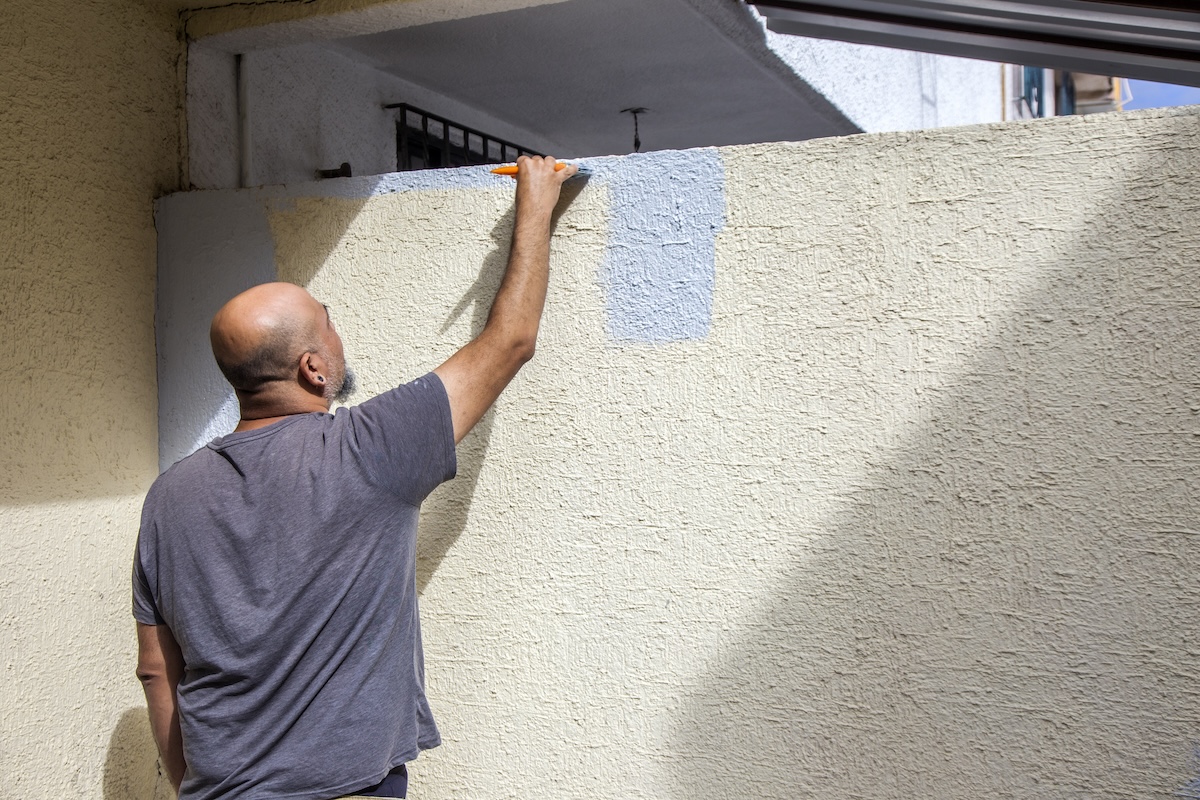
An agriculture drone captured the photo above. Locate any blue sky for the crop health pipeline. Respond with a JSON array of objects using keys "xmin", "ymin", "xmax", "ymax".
[{"xmin": 1122, "ymin": 79, "xmax": 1200, "ymax": 111}]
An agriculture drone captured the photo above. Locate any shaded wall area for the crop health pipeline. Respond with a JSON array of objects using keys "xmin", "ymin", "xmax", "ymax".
[
  {"xmin": 667, "ymin": 112, "xmax": 1200, "ymax": 799},
  {"xmin": 155, "ymin": 108, "xmax": 1200, "ymax": 799},
  {"xmin": 0, "ymin": 0, "xmax": 181, "ymax": 796}
]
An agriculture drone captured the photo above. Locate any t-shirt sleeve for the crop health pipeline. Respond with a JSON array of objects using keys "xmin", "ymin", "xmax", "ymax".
[
  {"xmin": 132, "ymin": 505, "xmax": 166, "ymax": 625},
  {"xmin": 348, "ymin": 372, "xmax": 458, "ymax": 505}
]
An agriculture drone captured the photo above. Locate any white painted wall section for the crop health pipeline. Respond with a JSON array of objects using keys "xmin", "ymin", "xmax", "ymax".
[
  {"xmin": 761, "ymin": 22, "xmax": 1004, "ymax": 132},
  {"xmin": 187, "ymin": 45, "xmax": 240, "ymax": 190}
]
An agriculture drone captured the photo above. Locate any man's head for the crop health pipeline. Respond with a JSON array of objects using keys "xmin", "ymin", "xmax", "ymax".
[{"xmin": 210, "ymin": 282, "xmax": 355, "ymax": 410}]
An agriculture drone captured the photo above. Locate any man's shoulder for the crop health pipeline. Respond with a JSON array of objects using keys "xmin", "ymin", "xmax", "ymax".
[
  {"xmin": 144, "ymin": 443, "xmax": 224, "ymax": 505},
  {"xmin": 357, "ymin": 373, "xmax": 446, "ymax": 401},
  {"xmin": 163, "ymin": 441, "xmax": 220, "ymax": 476},
  {"xmin": 348, "ymin": 373, "xmax": 448, "ymax": 419}
]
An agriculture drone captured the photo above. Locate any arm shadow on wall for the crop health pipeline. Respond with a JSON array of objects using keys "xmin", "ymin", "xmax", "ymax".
[
  {"xmin": 416, "ymin": 178, "xmax": 587, "ymax": 594},
  {"xmin": 661, "ymin": 119, "xmax": 1200, "ymax": 798},
  {"xmin": 103, "ymin": 707, "xmax": 172, "ymax": 800}
]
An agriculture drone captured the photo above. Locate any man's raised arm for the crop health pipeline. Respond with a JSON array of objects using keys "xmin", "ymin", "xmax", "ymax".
[{"xmin": 434, "ymin": 156, "xmax": 577, "ymax": 443}]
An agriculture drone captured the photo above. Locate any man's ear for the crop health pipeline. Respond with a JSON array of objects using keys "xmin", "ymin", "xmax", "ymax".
[{"xmin": 298, "ymin": 351, "xmax": 328, "ymax": 394}]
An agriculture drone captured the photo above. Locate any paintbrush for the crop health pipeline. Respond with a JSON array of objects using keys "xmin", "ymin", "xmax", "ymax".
[{"xmin": 490, "ymin": 162, "xmax": 587, "ymax": 176}]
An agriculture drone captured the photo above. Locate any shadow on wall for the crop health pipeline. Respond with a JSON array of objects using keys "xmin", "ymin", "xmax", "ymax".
[
  {"xmin": 417, "ymin": 180, "xmax": 587, "ymax": 593},
  {"xmin": 415, "ymin": 208, "xmax": 511, "ymax": 594},
  {"xmin": 665, "ymin": 117, "xmax": 1200, "ymax": 797},
  {"xmin": 103, "ymin": 707, "xmax": 170, "ymax": 800},
  {"xmin": 271, "ymin": 195, "xmax": 369, "ymax": 291}
]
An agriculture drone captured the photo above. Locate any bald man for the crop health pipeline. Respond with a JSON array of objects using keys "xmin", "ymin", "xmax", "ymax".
[{"xmin": 133, "ymin": 157, "xmax": 578, "ymax": 800}]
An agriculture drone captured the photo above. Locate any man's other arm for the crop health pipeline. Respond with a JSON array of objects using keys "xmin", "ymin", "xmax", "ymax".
[
  {"xmin": 434, "ymin": 155, "xmax": 577, "ymax": 443},
  {"xmin": 136, "ymin": 622, "xmax": 186, "ymax": 791}
]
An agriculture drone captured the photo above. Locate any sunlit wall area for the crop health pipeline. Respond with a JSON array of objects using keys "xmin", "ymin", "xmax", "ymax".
[
  {"xmin": 0, "ymin": 0, "xmax": 182, "ymax": 797},
  {"xmin": 157, "ymin": 106, "xmax": 1200, "ymax": 799}
]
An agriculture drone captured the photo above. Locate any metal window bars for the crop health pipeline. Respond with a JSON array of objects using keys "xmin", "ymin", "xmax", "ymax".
[{"xmin": 385, "ymin": 103, "xmax": 542, "ymax": 172}]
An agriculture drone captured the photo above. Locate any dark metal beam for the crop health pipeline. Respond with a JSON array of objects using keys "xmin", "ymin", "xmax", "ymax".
[{"xmin": 750, "ymin": 0, "xmax": 1200, "ymax": 87}]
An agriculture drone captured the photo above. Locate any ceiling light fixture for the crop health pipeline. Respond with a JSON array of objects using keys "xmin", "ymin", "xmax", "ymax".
[{"xmin": 621, "ymin": 107, "xmax": 648, "ymax": 153}]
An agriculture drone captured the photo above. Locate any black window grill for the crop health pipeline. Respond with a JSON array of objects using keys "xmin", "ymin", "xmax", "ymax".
[{"xmin": 386, "ymin": 103, "xmax": 542, "ymax": 172}]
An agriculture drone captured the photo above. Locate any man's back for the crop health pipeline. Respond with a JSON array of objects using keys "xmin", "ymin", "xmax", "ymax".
[
  {"xmin": 134, "ymin": 157, "xmax": 576, "ymax": 798},
  {"xmin": 134, "ymin": 376, "xmax": 455, "ymax": 799}
]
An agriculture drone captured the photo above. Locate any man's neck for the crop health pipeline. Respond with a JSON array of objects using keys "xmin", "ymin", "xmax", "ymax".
[
  {"xmin": 233, "ymin": 414, "xmax": 300, "ymax": 433},
  {"xmin": 234, "ymin": 389, "xmax": 330, "ymax": 432}
]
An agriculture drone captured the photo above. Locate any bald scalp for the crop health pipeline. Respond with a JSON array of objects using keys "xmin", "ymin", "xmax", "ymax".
[{"xmin": 210, "ymin": 283, "xmax": 323, "ymax": 393}]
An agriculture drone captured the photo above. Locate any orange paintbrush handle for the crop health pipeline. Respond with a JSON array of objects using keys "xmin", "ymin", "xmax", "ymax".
[{"xmin": 490, "ymin": 162, "xmax": 571, "ymax": 175}]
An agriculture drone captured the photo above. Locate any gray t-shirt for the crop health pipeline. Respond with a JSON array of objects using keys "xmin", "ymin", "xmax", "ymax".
[{"xmin": 133, "ymin": 374, "xmax": 457, "ymax": 800}]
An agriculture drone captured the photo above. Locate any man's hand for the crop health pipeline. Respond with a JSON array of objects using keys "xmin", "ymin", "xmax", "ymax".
[
  {"xmin": 514, "ymin": 156, "xmax": 578, "ymax": 220},
  {"xmin": 434, "ymin": 155, "xmax": 577, "ymax": 443}
]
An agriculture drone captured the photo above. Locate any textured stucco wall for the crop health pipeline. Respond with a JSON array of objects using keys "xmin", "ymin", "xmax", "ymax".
[
  {"xmin": 156, "ymin": 107, "xmax": 1200, "ymax": 798},
  {"xmin": 0, "ymin": 0, "xmax": 182, "ymax": 797}
]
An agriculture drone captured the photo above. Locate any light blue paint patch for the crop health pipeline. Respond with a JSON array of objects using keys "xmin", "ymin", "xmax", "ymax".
[{"xmin": 593, "ymin": 148, "xmax": 724, "ymax": 343}]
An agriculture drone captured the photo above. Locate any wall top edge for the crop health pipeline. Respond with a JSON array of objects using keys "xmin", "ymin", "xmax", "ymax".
[
  {"xmin": 159, "ymin": 148, "xmax": 727, "ymax": 204},
  {"xmin": 158, "ymin": 104, "xmax": 1198, "ymax": 208}
]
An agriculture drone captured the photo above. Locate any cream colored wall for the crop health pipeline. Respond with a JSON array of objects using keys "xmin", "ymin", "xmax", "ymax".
[
  {"xmin": 0, "ymin": 0, "xmax": 181, "ymax": 797},
  {"xmin": 156, "ymin": 105, "xmax": 1200, "ymax": 798}
]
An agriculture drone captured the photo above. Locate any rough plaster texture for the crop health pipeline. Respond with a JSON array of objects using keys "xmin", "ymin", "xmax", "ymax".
[
  {"xmin": 600, "ymin": 149, "xmax": 725, "ymax": 341},
  {"xmin": 762, "ymin": 23, "xmax": 1004, "ymax": 133},
  {"xmin": 0, "ymin": 0, "xmax": 182, "ymax": 797},
  {"xmin": 155, "ymin": 107, "xmax": 1200, "ymax": 798}
]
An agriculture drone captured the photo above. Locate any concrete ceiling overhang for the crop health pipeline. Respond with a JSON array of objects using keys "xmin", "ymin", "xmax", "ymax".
[
  {"xmin": 328, "ymin": 0, "xmax": 859, "ymax": 157},
  {"xmin": 183, "ymin": 0, "xmax": 573, "ymax": 51}
]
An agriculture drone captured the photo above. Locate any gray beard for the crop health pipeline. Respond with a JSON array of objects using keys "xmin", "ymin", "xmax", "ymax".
[{"xmin": 333, "ymin": 365, "xmax": 357, "ymax": 403}]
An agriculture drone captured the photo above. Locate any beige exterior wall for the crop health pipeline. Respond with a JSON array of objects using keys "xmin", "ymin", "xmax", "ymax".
[
  {"xmin": 0, "ymin": 0, "xmax": 181, "ymax": 797},
  {"xmin": 157, "ymin": 106, "xmax": 1200, "ymax": 797}
]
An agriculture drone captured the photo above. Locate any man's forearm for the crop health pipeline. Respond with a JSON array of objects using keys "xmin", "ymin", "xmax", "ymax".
[
  {"xmin": 142, "ymin": 674, "xmax": 186, "ymax": 790},
  {"xmin": 137, "ymin": 622, "xmax": 186, "ymax": 791},
  {"xmin": 484, "ymin": 180, "xmax": 556, "ymax": 354}
]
